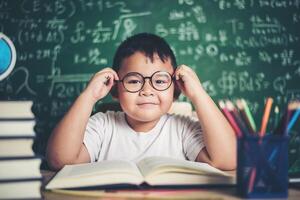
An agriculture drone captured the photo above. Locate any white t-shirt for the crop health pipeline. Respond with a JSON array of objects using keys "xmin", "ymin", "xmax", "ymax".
[{"xmin": 83, "ymin": 111, "xmax": 205, "ymax": 162}]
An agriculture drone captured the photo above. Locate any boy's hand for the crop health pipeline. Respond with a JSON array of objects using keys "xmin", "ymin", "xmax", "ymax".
[
  {"xmin": 84, "ymin": 68, "xmax": 119, "ymax": 103},
  {"xmin": 174, "ymin": 65, "xmax": 203, "ymax": 102}
]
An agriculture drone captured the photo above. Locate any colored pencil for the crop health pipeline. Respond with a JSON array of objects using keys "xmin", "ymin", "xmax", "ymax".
[
  {"xmin": 247, "ymin": 167, "xmax": 256, "ymax": 194},
  {"xmin": 287, "ymin": 105, "xmax": 300, "ymax": 134},
  {"xmin": 259, "ymin": 97, "xmax": 273, "ymax": 137},
  {"xmin": 236, "ymin": 99, "xmax": 255, "ymax": 134},
  {"xmin": 273, "ymin": 106, "xmax": 279, "ymax": 132},
  {"xmin": 284, "ymin": 101, "xmax": 298, "ymax": 135},
  {"xmin": 218, "ymin": 100, "xmax": 242, "ymax": 138},
  {"xmin": 274, "ymin": 105, "xmax": 291, "ymax": 135},
  {"xmin": 241, "ymin": 99, "xmax": 257, "ymax": 133},
  {"xmin": 226, "ymin": 100, "xmax": 250, "ymax": 135}
]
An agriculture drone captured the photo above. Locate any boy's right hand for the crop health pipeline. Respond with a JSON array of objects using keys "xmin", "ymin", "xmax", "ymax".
[{"xmin": 84, "ymin": 68, "xmax": 119, "ymax": 103}]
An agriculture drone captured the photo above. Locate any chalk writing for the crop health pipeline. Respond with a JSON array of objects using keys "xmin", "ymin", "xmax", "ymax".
[
  {"xmin": 1, "ymin": 0, "xmax": 299, "ymax": 113},
  {"xmin": 217, "ymin": 71, "xmax": 269, "ymax": 95},
  {"xmin": 0, "ymin": 0, "xmax": 299, "ymax": 166}
]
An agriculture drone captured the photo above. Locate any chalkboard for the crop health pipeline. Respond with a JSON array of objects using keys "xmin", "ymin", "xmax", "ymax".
[{"xmin": 0, "ymin": 0, "xmax": 299, "ymax": 171}]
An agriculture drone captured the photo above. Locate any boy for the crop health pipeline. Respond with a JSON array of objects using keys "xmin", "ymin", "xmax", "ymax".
[{"xmin": 46, "ymin": 33, "xmax": 236, "ymax": 171}]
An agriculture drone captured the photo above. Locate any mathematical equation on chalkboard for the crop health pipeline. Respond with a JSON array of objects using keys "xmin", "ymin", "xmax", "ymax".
[{"xmin": 0, "ymin": 0, "xmax": 299, "ymax": 117}]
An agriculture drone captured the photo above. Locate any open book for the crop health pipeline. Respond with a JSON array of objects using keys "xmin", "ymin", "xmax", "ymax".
[{"xmin": 46, "ymin": 156, "xmax": 235, "ymax": 190}]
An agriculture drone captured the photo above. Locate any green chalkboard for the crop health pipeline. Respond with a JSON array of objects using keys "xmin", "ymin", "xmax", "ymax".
[{"xmin": 0, "ymin": 0, "xmax": 299, "ymax": 172}]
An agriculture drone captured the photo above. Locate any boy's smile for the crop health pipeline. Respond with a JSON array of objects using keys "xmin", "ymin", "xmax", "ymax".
[
  {"xmin": 116, "ymin": 51, "xmax": 175, "ymax": 132},
  {"xmin": 136, "ymin": 101, "xmax": 159, "ymax": 109}
]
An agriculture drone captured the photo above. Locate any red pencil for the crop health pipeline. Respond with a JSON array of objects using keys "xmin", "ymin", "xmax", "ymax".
[
  {"xmin": 226, "ymin": 100, "xmax": 250, "ymax": 135},
  {"xmin": 219, "ymin": 100, "xmax": 243, "ymax": 138},
  {"xmin": 247, "ymin": 167, "xmax": 257, "ymax": 194}
]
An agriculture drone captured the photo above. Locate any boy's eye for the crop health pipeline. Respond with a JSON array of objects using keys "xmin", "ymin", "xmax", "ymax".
[
  {"xmin": 154, "ymin": 79, "xmax": 168, "ymax": 84},
  {"xmin": 126, "ymin": 79, "xmax": 142, "ymax": 84},
  {"xmin": 153, "ymin": 74, "xmax": 170, "ymax": 85}
]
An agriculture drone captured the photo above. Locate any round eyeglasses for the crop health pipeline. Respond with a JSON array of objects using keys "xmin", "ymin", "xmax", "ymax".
[{"xmin": 116, "ymin": 71, "xmax": 174, "ymax": 93}]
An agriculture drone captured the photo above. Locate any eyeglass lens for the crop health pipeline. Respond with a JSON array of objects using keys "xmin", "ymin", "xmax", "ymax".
[{"xmin": 122, "ymin": 71, "xmax": 172, "ymax": 92}]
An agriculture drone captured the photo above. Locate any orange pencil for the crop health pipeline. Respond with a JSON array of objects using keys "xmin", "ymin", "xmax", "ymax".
[{"xmin": 259, "ymin": 97, "xmax": 273, "ymax": 137}]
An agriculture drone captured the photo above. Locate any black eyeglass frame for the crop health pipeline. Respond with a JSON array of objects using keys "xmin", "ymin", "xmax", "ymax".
[{"xmin": 115, "ymin": 71, "xmax": 175, "ymax": 93}]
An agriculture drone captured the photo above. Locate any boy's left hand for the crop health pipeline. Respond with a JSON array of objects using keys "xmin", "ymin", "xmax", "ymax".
[{"xmin": 174, "ymin": 65, "xmax": 203, "ymax": 102}]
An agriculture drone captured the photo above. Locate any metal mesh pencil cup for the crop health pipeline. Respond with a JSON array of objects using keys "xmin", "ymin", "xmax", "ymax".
[{"xmin": 237, "ymin": 135, "xmax": 289, "ymax": 198}]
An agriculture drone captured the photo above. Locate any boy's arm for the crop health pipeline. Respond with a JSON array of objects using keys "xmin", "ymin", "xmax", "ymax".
[
  {"xmin": 193, "ymin": 87, "xmax": 236, "ymax": 170},
  {"xmin": 46, "ymin": 68, "xmax": 119, "ymax": 170},
  {"xmin": 175, "ymin": 65, "xmax": 236, "ymax": 170}
]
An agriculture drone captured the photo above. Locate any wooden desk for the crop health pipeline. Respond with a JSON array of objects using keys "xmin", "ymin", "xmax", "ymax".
[{"xmin": 42, "ymin": 170, "xmax": 300, "ymax": 200}]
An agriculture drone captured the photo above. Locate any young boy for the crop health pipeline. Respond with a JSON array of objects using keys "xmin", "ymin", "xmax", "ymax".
[{"xmin": 46, "ymin": 33, "xmax": 236, "ymax": 171}]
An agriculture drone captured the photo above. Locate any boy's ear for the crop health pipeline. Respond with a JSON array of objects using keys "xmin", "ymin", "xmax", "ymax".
[
  {"xmin": 173, "ymin": 82, "xmax": 181, "ymax": 100},
  {"xmin": 110, "ymin": 85, "xmax": 119, "ymax": 99}
]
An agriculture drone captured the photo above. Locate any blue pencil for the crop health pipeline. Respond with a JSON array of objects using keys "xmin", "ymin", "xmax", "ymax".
[{"xmin": 287, "ymin": 108, "xmax": 300, "ymax": 134}]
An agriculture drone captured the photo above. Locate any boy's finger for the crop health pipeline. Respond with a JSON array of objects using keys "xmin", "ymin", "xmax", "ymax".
[
  {"xmin": 102, "ymin": 69, "xmax": 119, "ymax": 81},
  {"xmin": 175, "ymin": 65, "xmax": 186, "ymax": 80},
  {"xmin": 175, "ymin": 71, "xmax": 187, "ymax": 83},
  {"xmin": 106, "ymin": 72, "xmax": 118, "ymax": 84},
  {"xmin": 105, "ymin": 76, "xmax": 114, "ymax": 87},
  {"xmin": 106, "ymin": 68, "xmax": 119, "ymax": 80},
  {"xmin": 103, "ymin": 76, "xmax": 111, "ymax": 86},
  {"xmin": 112, "ymin": 71, "xmax": 119, "ymax": 81}
]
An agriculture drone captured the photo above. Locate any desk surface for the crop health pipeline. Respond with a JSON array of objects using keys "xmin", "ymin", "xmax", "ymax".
[{"xmin": 42, "ymin": 170, "xmax": 300, "ymax": 200}]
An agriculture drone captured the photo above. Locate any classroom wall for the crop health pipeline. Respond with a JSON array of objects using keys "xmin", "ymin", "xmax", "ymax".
[{"xmin": 0, "ymin": 0, "xmax": 299, "ymax": 169}]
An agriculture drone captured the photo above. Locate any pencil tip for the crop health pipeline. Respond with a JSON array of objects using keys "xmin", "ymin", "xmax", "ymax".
[
  {"xmin": 275, "ymin": 106, "xmax": 279, "ymax": 113},
  {"xmin": 225, "ymin": 100, "xmax": 234, "ymax": 110},
  {"xmin": 218, "ymin": 100, "xmax": 225, "ymax": 108},
  {"xmin": 236, "ymin": 99, "xmax": 243, "ymax": 109}
]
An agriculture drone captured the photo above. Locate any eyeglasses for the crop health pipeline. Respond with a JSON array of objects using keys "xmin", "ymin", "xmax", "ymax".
[{"xmin": 116, "ymin": 71, "xmax": 174, "ymax": 93}]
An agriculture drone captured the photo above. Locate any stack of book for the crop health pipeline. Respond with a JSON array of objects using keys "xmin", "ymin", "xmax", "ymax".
[{"xmin": 0, "ymin": 101, "xmax": 42, "ymax": 199}]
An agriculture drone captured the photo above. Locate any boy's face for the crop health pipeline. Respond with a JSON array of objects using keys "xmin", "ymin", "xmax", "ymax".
[{"xmin": 117, "ymin": 51, "xmax": 175, "ymax": 124}]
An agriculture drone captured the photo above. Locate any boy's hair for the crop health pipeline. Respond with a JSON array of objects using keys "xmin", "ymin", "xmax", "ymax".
[{"xmin": 111, "ymin": 33, "xmax": 181, "ymax": 99}]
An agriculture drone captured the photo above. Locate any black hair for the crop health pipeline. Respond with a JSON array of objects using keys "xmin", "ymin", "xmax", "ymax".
[{"xmin": 111, "ymin": 33, "xmax": 180, "ymax": 99}]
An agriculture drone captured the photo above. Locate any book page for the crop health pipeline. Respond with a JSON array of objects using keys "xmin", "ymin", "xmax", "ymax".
[
  {"xmin": 64, "ymin": 160, "xmax": 141, "ymax": 177},
  {"xmin": 144, "ymin": 171, "xmax": 236, "ymax": 186},
  {"xmin": 137, "ymin": 156, "xmax": 230, "ymax": 178},
  {"xmin": 46, "ymin": 160, "xmax": 144, "ymax": 189},
  {"xmin": 136, "ymin": 156, "xmax": 235, "ymax": 186}
]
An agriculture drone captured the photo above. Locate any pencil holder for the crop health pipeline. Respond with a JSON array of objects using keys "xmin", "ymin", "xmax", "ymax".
[{"xmin": 237, "ymin": 135, "xmax": 289, "ymax": 198}]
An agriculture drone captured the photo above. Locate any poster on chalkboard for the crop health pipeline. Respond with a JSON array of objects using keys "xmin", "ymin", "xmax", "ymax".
[{"xmin": 0, "ymin": 33, "xmax": 16, "ymax": 81}]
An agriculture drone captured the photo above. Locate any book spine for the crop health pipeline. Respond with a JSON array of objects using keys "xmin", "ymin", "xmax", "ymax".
[
  {"xmin": 0, "ymin": 178, "xmax": 43, "ymax": 183},
  {"xmin": 0, "ymin": 156, "xmax": 42, "ymax": 161}
]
